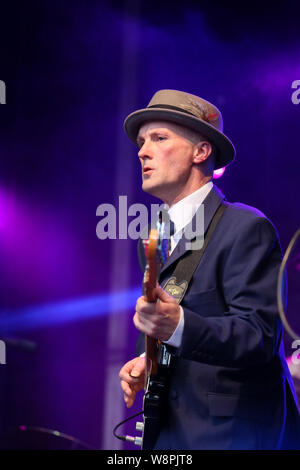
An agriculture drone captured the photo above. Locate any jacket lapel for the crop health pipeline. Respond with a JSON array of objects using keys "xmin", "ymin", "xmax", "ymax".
[{"xmin": 159, "ymin": 184, "xmax": 226, "ymax": 277}]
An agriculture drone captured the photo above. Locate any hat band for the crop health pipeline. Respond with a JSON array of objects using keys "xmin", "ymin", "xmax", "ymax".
[{"xmin": 148, "ymin": 103, "xmax": 197, "ymax": 117}]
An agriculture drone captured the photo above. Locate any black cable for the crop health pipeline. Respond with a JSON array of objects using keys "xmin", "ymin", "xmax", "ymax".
[{"xmin": 113, "ymin": 410, "xmax": 143, "ymax": 441}]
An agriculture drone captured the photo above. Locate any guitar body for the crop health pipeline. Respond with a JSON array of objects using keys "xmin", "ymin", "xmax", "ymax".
[{"xmin": 141, "ymin": 346, "xmax": 172, "ymax": 449}]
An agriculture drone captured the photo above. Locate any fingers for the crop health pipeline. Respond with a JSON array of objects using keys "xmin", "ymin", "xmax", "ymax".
[
  {"xmin": 135, "ymin": 288, "xmax": 176, "ymax": 322},
  {"xmin": 136, "ymin": 295, "xmax": 155, "ymax": 314},
  {"xmin": 120, "ymin": 380, "xmax": 136, "ymax": 408},
  {"xmin": 133, "ymin": 311, "xmax": 147, "ymax": 332},
  {"xmin": 119, "ymin": 357, "xmax": 145, "ymax": 408},
  {"xmin": 130, "ymin": 356, "xmax": 145, "ymax": 378},
  {"xmin": 134, "ymin": 295, "xmax": 181, "ymax": 340},
  {"xmin": 119, "ymin": 356, "xmax": 145, "ymax": 382},
  {"xmin": 134, "ymin": 296, "xmax": 157, "ymax": 335},
  {"xmin": 155, "ymin": 284, "xmax": 176, "ymax": 303}
]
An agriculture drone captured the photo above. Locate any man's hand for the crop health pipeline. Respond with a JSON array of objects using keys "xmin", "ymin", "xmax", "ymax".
[
  {"xmin": 119, "ymin": 356, "xmax": 145, "ymax": 408},
  {"xmin": 133, "ymin": 284, "xmax": 181, "ymax": 341}
]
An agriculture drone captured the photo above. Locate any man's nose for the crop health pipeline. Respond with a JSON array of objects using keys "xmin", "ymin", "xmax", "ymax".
[{"xmin": 138, "ymin": 140, "xmax": 152, "ymax": 159}]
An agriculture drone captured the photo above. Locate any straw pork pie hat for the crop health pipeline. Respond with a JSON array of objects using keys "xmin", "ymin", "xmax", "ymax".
[{"xmin": 124, "ymin": 89, "xmax": 236, "ymax": 170}]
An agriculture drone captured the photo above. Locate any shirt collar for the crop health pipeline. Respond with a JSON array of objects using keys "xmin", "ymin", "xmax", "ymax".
[{"xmin": 167, "ymin": 181, "xmax": 213, "ymax": 236}]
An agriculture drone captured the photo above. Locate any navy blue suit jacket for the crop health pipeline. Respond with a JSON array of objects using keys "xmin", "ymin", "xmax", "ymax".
[{"xmin": 137, "ymin": 184, "xmax": 300, "ymax": 450}]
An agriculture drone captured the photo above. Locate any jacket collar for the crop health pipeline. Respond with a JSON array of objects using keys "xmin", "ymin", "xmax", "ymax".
[{"xmin": 159, "ymin": 184, "xmax": 225, "ymax": 276}]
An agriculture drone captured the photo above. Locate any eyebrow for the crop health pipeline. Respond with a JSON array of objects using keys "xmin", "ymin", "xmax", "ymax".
[{"xmin": 137, "ymin": 129, "xmax": 169, "ymax": 143}]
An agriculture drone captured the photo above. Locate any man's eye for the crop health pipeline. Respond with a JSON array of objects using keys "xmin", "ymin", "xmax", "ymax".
[{"xmin": 157, "ymin": 136, "xmax": 166, "ymax": 141}]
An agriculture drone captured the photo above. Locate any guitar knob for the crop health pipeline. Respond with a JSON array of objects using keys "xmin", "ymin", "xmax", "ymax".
[
  {"xmin": 136, "ymin": 421, "xmax": 144, "ymax": 431},
  {"xmin": 134, "ymin": 436, "xmax": 143, "ymax": 446},
  {"xmin": 124, "ymin": 434, "xmax": 142, "ymax": 447}
]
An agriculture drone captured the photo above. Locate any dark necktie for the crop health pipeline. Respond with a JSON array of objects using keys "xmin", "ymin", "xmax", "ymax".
[{"xmin": 158, "ymin": 209, "xmax": 175, "ymax": 262}]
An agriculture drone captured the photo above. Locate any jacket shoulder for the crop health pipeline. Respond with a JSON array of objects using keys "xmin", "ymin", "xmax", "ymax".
[
  {"xmin": 225, "ymin": 201, "xmax": 267, "ymax": 219},
  {"xmin": 223, "ymin": 200, "xmax": 280, "ymax": 239}
]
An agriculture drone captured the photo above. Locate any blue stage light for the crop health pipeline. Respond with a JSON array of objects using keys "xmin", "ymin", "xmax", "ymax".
[{"xmin": 0, "ymin": 286, "xmax": 142, "ymax": 333}]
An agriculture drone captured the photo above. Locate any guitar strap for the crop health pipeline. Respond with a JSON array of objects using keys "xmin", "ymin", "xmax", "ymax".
[{"xmin": 162, "ymin": 202, "xmax": 227, "ymax": 304}]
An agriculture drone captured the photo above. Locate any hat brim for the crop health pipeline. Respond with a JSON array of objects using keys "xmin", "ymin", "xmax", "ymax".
[{"xmin": 124, "ymin": 107, "xmax": 236, "ymax": 170}]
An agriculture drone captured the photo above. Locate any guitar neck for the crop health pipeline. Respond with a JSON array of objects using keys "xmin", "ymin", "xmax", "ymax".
[
  {"xmin": 143, "ymin": 228, "xmax": 160, "ymax": 382},
  {"xmin": 138, "ymin": 226, "xmax": 171, "ymax": 450},
  {"xmin": 144, "ymin": 286, "xmax": 159, "ymax": 381}
]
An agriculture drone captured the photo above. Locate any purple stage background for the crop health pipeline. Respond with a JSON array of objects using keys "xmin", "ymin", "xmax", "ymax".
[{"xmin": 0, "ymin": 0, "xmax": 299, "ymax": 450}]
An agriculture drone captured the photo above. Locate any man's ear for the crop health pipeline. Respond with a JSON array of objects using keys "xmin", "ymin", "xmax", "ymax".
[{"xmin": 193, "ymin": 141, "xmax": 213, "ymax": 164}]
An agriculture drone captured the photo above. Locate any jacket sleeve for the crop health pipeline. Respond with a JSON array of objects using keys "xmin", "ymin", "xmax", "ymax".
[{"xmin": 176, "ymin": 215, "xmax": 285, "ymax": 368}]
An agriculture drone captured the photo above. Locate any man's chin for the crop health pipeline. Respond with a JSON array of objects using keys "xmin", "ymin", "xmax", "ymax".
[{"xmin": 142, "ymin": 181, "xmax": 161, "ymax": 198}]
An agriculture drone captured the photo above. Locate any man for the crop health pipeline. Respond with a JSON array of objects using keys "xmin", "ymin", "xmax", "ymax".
[{"xmin": 119, "ymin": 89, "xmax": 300, "ymax": 450}]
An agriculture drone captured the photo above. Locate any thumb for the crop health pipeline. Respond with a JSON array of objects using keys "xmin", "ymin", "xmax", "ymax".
[
  {"xmin": 130, "ymin": 356, "xmax": 145, "ymax": 378},
  {"xmin": 155, "ymin": 284, "xmax": 177, "ymax": 303}
]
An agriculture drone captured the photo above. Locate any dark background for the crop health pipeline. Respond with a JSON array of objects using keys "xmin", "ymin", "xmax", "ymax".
[{"xmin": 0, "ymin": 0, "xmax": 299, "ymax": 450}]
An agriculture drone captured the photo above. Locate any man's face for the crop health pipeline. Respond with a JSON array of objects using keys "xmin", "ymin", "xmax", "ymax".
[{"xmin": 137, "ymin": 121, "xmax": 199, "ymax": 205}]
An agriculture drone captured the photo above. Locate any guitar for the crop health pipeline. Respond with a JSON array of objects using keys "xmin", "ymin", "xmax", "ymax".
[{"xmin": 136, "ymin": 222, "xmax": 172, "ymax": 450}]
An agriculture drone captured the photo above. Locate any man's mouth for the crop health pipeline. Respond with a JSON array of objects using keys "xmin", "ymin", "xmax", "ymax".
[{"xmin": 143, "ymin": 166, "xmax": 154, "ymax": 174}]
